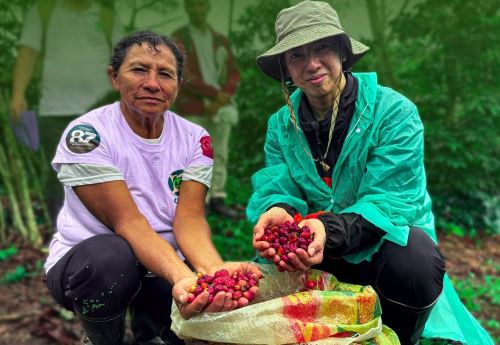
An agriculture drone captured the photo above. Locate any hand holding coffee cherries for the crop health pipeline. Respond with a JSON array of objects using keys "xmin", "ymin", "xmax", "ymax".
[
  {"xmin": 188, "ymin": 269, "xmax": 260, "ymax": 307},
  {"xmin": 173, "ymin": 262, "xmax": 262, "ymax": 319},
  {"xmin": 206, "ymin": 262, "xmax": 262, "ymax": 307},
  {"xmin": 253, "ymin": 208, "xmax": 326, "ymax": 272},
  {"xmin": 253, "ymin": 207, "xmax": 295, "ymax": 261}
]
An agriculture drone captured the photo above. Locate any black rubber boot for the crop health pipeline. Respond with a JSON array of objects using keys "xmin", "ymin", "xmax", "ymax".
[
  {"xmin": 130, "ymin": 310, "xmax": 184, "ymax": 345},
  {"xmin": 129, "ymin": 276, "xmax": 184, "ymax": 345},
  {"xmin": 74, "ymin": 304, "xmax": 126, "ymax": 345},
  {"xmin": 130, "ymin": 310, "xmax": 170, "ymax": 345},
  {"xmin": 381, "ymin": 298, "xmax": 435, "ymax": 345},
  {"xmin": 133, "ymin": 336, "xmax": 167, "ymax": 345}
]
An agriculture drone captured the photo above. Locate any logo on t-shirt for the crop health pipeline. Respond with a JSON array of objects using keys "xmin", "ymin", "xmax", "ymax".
[
  {"xmin": 168, "ymin": 169, "xmax": 184, "ymax": 203},
  {"xmin": 200, "ymin": 135, "xmax": 213, "ymax": 159},
  {"xmin": 65, "ymin": 125, "xmax": 101, "ymax": 154}
]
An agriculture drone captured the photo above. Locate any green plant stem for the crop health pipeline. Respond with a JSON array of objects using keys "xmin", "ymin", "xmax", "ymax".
[
  {"xmin": 21, "ymin": 145, "xmax": 51, "ymax": 228},
  {"xmin": 13, "ymin": 146, "xmax": 41, "ymax": 247},
  {"xmin": 0, "ymin": 196, "xmax": 5, "ymax": 242},
  {"xmin": 0, "ymin": 144, "xmax": 28, "ymax": 240}
]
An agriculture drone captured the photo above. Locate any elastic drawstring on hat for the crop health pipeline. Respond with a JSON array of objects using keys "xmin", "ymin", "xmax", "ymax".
[{"xmin": 278, "ymin": 58, "xmax": 299, "ymax": 130}]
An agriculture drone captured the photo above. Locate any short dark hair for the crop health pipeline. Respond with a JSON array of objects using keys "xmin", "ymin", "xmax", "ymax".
[{"xmin": 109, "ymin": 30, "xmax": 185, "ymax": 84}]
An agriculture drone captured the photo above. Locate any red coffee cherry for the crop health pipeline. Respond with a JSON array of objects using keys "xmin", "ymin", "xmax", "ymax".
[
  {"xmin": 305, "ymin": 280, "xmax": 316, "ymax": 289},
  {"xmin": 262, "ymin": 221, "xmax": 314, "ymax": 267},
  {"xmin": 187, "ymin": 269, "xmax": 260, "ymax": 308}
]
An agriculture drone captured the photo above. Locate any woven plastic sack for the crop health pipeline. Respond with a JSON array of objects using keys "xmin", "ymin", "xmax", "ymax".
[{"xmin": 171, "ymin": 264, "xmax": 400, "ymax": 345}]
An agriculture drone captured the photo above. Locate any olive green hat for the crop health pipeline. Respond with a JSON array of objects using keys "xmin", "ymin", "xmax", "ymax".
[{"xmin": 257, "ymin": 0, "xmax": 369, "ymax": 81}]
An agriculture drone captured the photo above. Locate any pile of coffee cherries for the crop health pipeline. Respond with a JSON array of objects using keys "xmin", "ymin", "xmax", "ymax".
[
  {"xmin": 186, "ymin": 269, "xmax": 260, "ymax": 307},
  {"xmin": 260, "ymin": 221, "xmax": 313, "ymax": 264}
]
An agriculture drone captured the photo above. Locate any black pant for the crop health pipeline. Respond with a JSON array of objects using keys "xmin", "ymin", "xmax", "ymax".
[
  {"xmin": 46, "ymin": 234, "xmax": 181, "ymax": 343},
  {"xmin": 316, "ymin": 227, "xmax": 446, "ymax": 344}
]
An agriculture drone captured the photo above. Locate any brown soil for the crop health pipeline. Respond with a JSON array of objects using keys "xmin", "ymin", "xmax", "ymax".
[{"xmin": 0, "ymin": 232, "xmax": 498, "ymax": 345}]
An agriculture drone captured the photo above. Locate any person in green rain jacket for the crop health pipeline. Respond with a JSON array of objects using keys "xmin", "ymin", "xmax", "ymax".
[{"xmin": 247, "ymin": 1, "xmax": 493, "ymax": 345}]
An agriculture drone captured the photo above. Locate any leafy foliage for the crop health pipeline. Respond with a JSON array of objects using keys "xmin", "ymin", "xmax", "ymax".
[
  {"xmin": 387, "ymin": 0, "xmax": 500, "ymax": 197},
  {"xmin": 0, "ymin": 259, "xmax": 43, "ymax": 285},
  {"xmin": 229, "ymin": 0, "xmax": 293, "ymax": 177},
  {"xmin": 0, "ymin": 0, "xmax": 38, "ymax": 104},
  {"xmin": 210, "ymin": 175, "xmax": 254, "ymax": 261},
  {"xmin": 0, "ymin": 104, "xmax": 49, "ymax": 245},
  {"xmin": 378, "ymin": 0, "xmax": 500, "ymax": 233},
  {"xmin": 0, "ymin": 0, "xmax": 35, "ymax": 78},
  {"xmin": 209, "ymin": 215, "xmax": 255, "ymax": 261},
  {"xmin": 0, "ymin": 265, "xmax": 28, "ymax": 284},
  {"xmin": 0, "ymin": 245, "xmax": 18, "ymax": 261},
  {"xmin": 453, "ymin": 273, "xmax": 500, "ymax": 312},
  {"xmin": 116, "ymin": 0, "xmax": 181, "ymax": 33},
  {"xmin": 451, "ymin": 271, "xmax": 500, "ymax": 343},
  {"xmin": 433, "ymin": 192, "xmax": 499, "ymax": 236}
]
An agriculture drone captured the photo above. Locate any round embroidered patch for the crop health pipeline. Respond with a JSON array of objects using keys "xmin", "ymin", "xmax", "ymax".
[
  {"xmin": 200, "ymin": 135, "xmax": 213, "ymax": 159},
  {"xmin": 168, "ymin": 169, "xmax": 184, "ymax": 203},
  {"xmin": 65, "ymin": 125, "xmax": 101, "ymax": 154}
]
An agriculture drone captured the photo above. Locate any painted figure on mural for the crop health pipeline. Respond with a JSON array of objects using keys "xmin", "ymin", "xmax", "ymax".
[{"xmin": 172, "ymin": 0, "xmax": 242, "ymax": 219}]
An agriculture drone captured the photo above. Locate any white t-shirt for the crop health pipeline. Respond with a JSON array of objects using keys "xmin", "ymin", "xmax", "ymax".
[
  {"xmin": 45, "ymin": 102, "xmax": 215, "ymax": 272},
  {"xmin": 188, "ymin": 25, "xmax": 238, "ymax": 124},
  {"xmin": 19, "ymin": 1, "xmax": 124, "ymax": 116},
  {"xmin": 189, "ymin": 25, "xmax": 219, "ymax": 89}
]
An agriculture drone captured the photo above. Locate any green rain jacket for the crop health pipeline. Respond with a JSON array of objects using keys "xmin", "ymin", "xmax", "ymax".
[{"xmin": 247, "ymin": 73, "xmax": 493, "ymax": 344}]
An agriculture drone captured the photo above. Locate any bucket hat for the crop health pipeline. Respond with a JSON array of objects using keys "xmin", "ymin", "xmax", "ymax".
[{"xmin": 257, "ymin": 0, "xmax": 369, "ymax": 81}]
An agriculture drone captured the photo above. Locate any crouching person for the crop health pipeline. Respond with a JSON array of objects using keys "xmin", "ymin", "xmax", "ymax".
[{"xmin": 44, "ymin": 30, "xmax": 261, "ymax": 345}]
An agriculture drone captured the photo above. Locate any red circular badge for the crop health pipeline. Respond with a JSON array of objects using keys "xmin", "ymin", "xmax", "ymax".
[{"xmin": 200, "ymin": 135, "xmax": 213, "ymax": 159}]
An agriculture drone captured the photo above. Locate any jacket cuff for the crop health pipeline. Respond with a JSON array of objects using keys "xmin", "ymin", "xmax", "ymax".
[
  {"xmin": 267, "ymin": 203, "xmax": 299, "ymax": 217},
  {"xmin": 319, "ymin": 212, "xmax": 386, "ymax": 258}
]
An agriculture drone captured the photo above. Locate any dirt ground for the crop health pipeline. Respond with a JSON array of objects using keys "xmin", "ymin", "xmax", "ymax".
[{"xmin": 0, "ymin": 231, "xmax": 498, "ymax": 345}]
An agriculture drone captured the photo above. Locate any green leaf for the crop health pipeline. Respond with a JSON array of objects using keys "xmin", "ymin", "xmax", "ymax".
[
  {"xmin": 0, "ymin": 265, "xmax": 27, "ymax": 284},
  {"xmin": 0, "ymin": 245, "xmax": 18, "ymax": 261}
]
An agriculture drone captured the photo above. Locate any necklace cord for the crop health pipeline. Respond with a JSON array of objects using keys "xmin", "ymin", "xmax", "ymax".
[{"xmin": 278, "ymin": 56, "xmax": 367, "ymax": 171}]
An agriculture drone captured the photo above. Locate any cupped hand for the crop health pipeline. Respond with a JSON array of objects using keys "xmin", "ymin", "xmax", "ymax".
[
  {"xmin": 207, "ymin": 261, "xmax": 263, "ymax": 280},
  {"xmin": 277, "ymin": 218, "xmax": 326, "ymax": 272},
  {"xmin": 173, "ymin": 275, "xmax": 238, "ymax": 319},
  {"xmin": 208, "ymin": 261, "xmax": 263, "ymax": 306},
  {"xmin": 253, "ymin": 207, "xmax": 294, "ymax": 262}
]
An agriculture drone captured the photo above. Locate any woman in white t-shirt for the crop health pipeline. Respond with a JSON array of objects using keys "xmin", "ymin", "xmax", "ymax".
[{"xmin": 45, "ymin": 30, "xmax": 262, "ymax": 345}]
